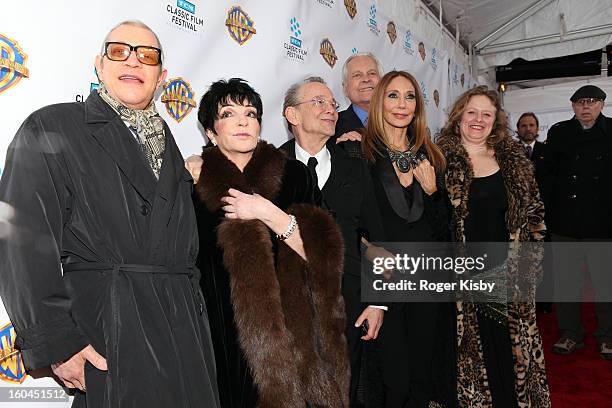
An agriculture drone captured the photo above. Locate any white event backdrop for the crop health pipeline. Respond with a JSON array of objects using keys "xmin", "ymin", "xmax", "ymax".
[{"xmin": 0, "ymin": 1, "xmax": 473, "ymax": 405}]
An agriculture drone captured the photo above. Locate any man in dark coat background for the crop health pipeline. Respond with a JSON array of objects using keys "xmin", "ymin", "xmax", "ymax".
[
  {"xmin": 0, "ymin": 21, "xmax": 220, "ymax": 406},
  {"xmin": 516, "ymin": 112, "xmax": 547, "ymax": 190},
  {"xmin": 281, "ymin": 76, "xmax": 387, "ymax": 407},
  {"xmin": 543, "ymin": 85, "xmax": 612, "ymax": 360},
  {"xmin": 516, "ymin": 112, "xmax": 552, "ymax": 313}
]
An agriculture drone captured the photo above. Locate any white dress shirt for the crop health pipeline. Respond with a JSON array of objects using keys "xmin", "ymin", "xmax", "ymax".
[{"xmin": 294, "ymin": 142, "xmax": 331, "ymax": 190}]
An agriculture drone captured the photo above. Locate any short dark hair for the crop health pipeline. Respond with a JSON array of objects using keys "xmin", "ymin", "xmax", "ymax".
[
  {"xmin": 198, "ymin": 78, "xmax": 263, "ymax": 134},
  {"xmin": 516, "ymin": 112, "xmax": 539, "ymax": 128}
]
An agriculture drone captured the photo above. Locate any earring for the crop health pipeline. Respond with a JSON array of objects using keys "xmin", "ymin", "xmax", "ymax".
[{"xmin": 211, "ymin": 138, "xmax": 217, "ymax": 146}]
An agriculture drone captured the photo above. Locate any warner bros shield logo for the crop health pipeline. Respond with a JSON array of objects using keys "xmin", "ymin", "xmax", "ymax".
[
  {"xmin": 225, "ymin": 6, "xmax": 257, "ymax": 45},
  {"xmin": 319, "ymin": 38, "xmax": 338, "ymax": 68},
  {"xmin": 161, "ymin": 77, "xmax": 196, "ymax": 123}
]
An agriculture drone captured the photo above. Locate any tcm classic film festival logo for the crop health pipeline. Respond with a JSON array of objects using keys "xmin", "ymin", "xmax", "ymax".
[
  {"xmin": 0, "ymin": 322, "xmax": 27, "ymax": 383},
  {"xmin": 403, "ymin": 30, "xmax": 415, "ymax": 55},
  {"xmin": 162, "ymin": 77, "xmax": 196, "ymax": 122},
  {"xmin": 367, "ymin": 2, "xmax": 380, "ymax": 35},
  {"xmin": 430, "ymin": 47, "xmax": 439, "ymax": 71},
  {"xmin": 0, "ymin": 34, "xmax": 29, "ymax": 94},
  {"xmin": 314, "ymin": 0, "xmax": 335, "ymax": 9},
  {"xmin": 226, "ymin": 6, "xmax": 256, "ymax": 45},
  {"xmin": 166, "ymin": 0, "xmax": 205, "ymax": 34},
  {"xmin": 420, "ymin": 80, "xmax": 430, "ymax": 106},
  {"xmin": 283, "ymin": 18, "xmax": 308, "ymax": 63}
]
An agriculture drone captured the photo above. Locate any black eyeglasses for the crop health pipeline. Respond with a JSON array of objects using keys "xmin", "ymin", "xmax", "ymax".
[
  {"xmin": 573, "ymin": 98, "xmax": 602, "ymax": 106},
  {"xmin": 104, "ymin": 42, "xmax": 162, "ymax": 66}
]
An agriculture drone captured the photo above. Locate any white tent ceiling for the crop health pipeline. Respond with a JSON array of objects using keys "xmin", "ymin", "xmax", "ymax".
[{"xmin": 424, "ymin": 0, "xmax": 612, "ymax": 74}]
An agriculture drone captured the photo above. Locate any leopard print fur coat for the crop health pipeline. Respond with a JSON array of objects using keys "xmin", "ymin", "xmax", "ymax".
[{"xmin": 438, "ymin": 135, "xmax": 551, "ymax": 408}]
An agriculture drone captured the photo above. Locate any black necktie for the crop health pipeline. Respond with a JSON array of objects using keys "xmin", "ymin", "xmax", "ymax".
[
  {"xmin": 525, "ymin": 145, "xmax": 533, "ymax": 159},
  {"xmin": 307, "ymin": 157, "xmax": 319, "ymax": 188}
]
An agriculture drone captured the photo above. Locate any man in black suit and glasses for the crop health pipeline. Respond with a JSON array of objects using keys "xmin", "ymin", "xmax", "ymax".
[{"xmin": 281, "ymin": 76, "xmax": 387, "ymax": 407}]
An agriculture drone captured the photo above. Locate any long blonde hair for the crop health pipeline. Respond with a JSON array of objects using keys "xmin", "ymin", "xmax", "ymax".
[{"xmin": 362, "ymin": 70, "xmax": 446, "ymax": 170}]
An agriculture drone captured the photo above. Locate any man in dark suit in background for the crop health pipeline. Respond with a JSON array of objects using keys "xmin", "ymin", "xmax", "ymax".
[
  {"xmin": 516, "ymin": 112, "xmax": 552, "ymax": 314},
  {"xmin": 333, "ymin": 53, "xmax": 382, "ymax": 156},
  {"xmin": 281, "ymin": 76, "xmax": 387, "ymax": 406},
  {"xmin": 517, "ymin": 112, "xmax": 547, "ymax": 190}
]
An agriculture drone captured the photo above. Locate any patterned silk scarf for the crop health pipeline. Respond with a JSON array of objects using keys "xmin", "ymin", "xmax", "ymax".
[{"xmin": 98, "ymin": 84, "xmax": 166, "ymax": 179}]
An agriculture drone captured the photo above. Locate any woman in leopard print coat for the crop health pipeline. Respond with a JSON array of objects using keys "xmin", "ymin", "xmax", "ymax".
[{"xmin": 437, "ymin": 86, "xmax": 551, "ymax": 408}]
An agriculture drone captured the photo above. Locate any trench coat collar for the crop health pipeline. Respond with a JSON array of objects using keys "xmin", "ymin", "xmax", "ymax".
[{"xmin": 84, "ymin": 91, "xmax": 164, "ymax": 204}]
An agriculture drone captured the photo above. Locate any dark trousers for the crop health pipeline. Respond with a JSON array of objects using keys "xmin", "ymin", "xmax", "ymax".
[
  {"xmin": 377, "ymin": 302, "xmax": 456, "ymax": 408},
  {"xmin": 551, "ymin": 234, "xmax": 612, "ymax": 343},
  {"xmin": 476, "ymin": 311, "xmax": 518, "ymax": 408},
  {"xmin": 536, "ymin": 237, "xmax": 553, "ymax": 310}
]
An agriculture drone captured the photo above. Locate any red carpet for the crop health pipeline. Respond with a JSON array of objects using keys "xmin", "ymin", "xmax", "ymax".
[{"xmin": 537, "ymin": 303, "xmax": 612, "ymax": 407}]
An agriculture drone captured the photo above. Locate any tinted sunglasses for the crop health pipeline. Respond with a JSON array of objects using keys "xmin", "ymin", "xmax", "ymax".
[{"xmin": 104, "ymin": 41, "xmax": 162, "ymax": 66}]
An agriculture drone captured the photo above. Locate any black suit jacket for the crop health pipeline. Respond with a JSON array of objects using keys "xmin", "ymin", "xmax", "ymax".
[
  {"xmin": 334, "ymin": 104, "xmax": 364, "ymax": 138},
  {"xmin": 529, "ymin": 140, "xmax": 547, "ymax": 191},
  {"xmin": 333, "ymin": 105, "xmax": 366, "ymax": 158},
  {"xmin": 279, "ymin": 139, "xmax": 385, "ymax": 279}
]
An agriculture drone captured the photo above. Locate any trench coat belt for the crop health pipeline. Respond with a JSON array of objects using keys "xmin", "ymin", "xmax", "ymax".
[
  {"xmin": 63, "ymin": 262, "xmax": 205, "ymax": 315},
  {"xmin": 63, "ymin": 262, "xmax": 194, "ymax": 275}
]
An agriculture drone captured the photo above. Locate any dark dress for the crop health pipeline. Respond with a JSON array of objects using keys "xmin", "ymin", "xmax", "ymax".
[
  {"xmin": 369, "ymin": 151, "xmax": 456, "ymax": 408},
  {"xmin": 464, "ymin": 171, "xmax": 517, "ymax": 408}
]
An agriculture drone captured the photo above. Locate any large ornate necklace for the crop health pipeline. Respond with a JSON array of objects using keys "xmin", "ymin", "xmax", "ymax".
[{"xmin": 387, "ymin": 147, "xmax": 425, "ymax": 173}]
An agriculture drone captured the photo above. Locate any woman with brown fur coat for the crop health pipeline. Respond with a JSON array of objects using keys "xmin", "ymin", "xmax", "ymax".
[
  {"xmin": 192, "ymin": 79, "xmax": 349, "ymax": 408},
  {"xmin": 437, "ymin": 86, "xmax": 550, "ymax": 407}
]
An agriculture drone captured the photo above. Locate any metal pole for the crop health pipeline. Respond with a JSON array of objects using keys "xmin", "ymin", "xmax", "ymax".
[{"xmin": 474, "ymin": 0, "xmax": 556, "ymax": 50}]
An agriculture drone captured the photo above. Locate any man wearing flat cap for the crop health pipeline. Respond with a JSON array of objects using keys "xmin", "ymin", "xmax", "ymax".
[{"xmin": 543, "ymin": 84, "xmax": 612, "ymax": 361}]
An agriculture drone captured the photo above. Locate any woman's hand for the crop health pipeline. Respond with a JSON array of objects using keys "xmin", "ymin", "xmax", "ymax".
[
  {"xmin": 184, "ymin": 155, "xmax": 203, "ymax": 183},
  {"xmin": 221, "ymin": 188, "xmax": 271, "ymax": 220},
  {"xmin": 336, "ymin": 131, "xmax": 362, "ymax": 143},
  {"xmin": 223, "ymin": 189, "xmax": 307, "ymax": 259},
  {"xmin": 413, "ymin": 159, "xmax": 437, "ymax": 195},
  {"xmin": 362, "ymin": 238, "xmax": 395, "ymax": 279}
]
